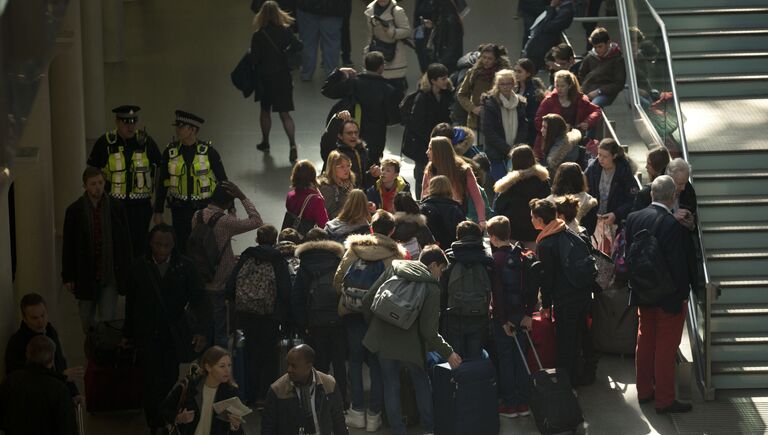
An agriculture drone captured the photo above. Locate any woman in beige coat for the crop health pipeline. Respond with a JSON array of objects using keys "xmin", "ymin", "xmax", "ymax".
[{"xmin": 364, "ymin": 0, "xmax": 411, "ymax": 96}]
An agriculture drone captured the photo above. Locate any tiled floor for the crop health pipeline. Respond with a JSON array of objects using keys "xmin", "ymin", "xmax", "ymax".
[{"xmin": 53, "ymin": 0, "xmax": 683, "ymax": 434}]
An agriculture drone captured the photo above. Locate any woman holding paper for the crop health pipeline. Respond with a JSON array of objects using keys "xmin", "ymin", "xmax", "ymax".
[{"xmin": 162, "ymin": 346, "xmax": 246, "ymax": 435}]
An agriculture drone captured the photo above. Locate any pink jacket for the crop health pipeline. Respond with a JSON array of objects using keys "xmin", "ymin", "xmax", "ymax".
[
  {"xmin": 421, "ymin": 168, "xmax": 486, "ymax": 224},
  {"xmin": 286, "ymin": 188, "xmax": 329, "ymax": 229}
]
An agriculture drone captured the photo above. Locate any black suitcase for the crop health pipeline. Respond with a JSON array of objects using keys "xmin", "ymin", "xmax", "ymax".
[
  {"xmin": 515, "ymin": 330, "xmax": 583, "ymax": 434},
  {"xmin": 433, "ymin": 357, "xmax": 499, "ymax": 435}
]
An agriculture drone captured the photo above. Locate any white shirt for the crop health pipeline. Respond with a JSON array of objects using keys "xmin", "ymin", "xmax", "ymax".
[
  {"xmin": 293, "ymin": 370, "xmax": 319, "ymax": 435},
  {"xmin": 194, "ymin": 384, "xmax": 217, "ymax": 435},
  {"xmin": 651, "ymin": 201, "xmax": 672, "ymax": 214}
]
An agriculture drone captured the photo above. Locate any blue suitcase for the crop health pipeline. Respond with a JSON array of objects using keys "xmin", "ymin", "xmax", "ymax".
[{"xmin": 432, "ymin": 358, "xmax": 500, "ymax": 435}]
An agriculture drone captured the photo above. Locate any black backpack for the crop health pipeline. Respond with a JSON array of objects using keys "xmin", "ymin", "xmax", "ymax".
[
  {"xmin": 398, "ymin": 90, "xmax": 420, "ymax": 127},
  {"xmin": 557, "ymin": 229, "xmax": 598, "ymax": 291},
  {"xmin": 501, "ymin": 245, "xmax": 542, "ymax": 309},
  {"xmin": 307, "ymin": 267, "xmax": 341, "ymax": 327},
  {"xmin": 627, "ymin": 212, "xmax": 677, "ymax": 305},
  {"xmin": 187, "ymin": 211, "xmax": 226, "ymax": 283}
]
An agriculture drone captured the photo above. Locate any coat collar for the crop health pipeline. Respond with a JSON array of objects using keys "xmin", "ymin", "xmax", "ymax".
[{"xmin": 493, "ymin": 164, "xmax": 549, "ymax": 193}]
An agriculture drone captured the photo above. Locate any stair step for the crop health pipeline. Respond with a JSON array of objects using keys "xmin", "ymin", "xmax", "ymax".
[
  {"xmin": 688, "ymin": 150, "xmax": 768, "ymax": 171},
  {"xmin": 715, "ymin": 277, "xmax": 768, "ymax": 304},
  {"xmin": 677, "ymin": 73, "xmax": 768, "ymax": 83},
  {"xmin": 712, "ymin": 332, "xmax": 768, "ymax": 345},
  {"xmin": 701, "ymin": 224, "xmax": 768, "ymax": 249},
  {"xmin": 676, "ymin": 74, "xmax": 768, "ymax": 98},
  {"xmin": 706, "ymin": 249, "xmax": 768, "ymax": 277},
  {"xmin": 697, "ymin": 196, "xmax": 768, "ymax": 223},
  {"xmin": 711, "ymin": 303, "xmax": 768, "ymax": 333},
  {"xmin": 712, "ymin": 333, "xmax": 768, "ymax": 362},
  {"xmin": 652, "ymin": 0, "xmax": 768, "ymax": 8},
  {"xmin": 672, "ymin": 51, "xmax": 768, "ymax": 75},
  {"xmin": 692, "ymin": 170, "xmax": 768, "ymax": 195},
  {"xmin": 712, "ymin": 364, "xmax": 768, "ymax": 389},
  {"xmin": 658, "ymin": 8, "xmax": 768, "ymax": 30},
  {"xmin": 712, "ymin": 304, "xmax": 768, "ymax": 317},
  {"xmin": 667, "ymin": 28, "xmax": 768, "ymax": 52}
]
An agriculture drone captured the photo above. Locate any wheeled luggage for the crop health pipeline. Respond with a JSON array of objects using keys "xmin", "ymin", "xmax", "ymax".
[
  {"xmin": 432, "ymin": 357, "xmax": 499, "ymax": 435},
  {"xmin": 226, "ymin": 303, "xmax": 247, "ymax": 400},
  {"xmin": 527, "ymin": 312, "xmax": 556, "ymax": 372},
  {"xmin": 592, "ymin": 286, "xmax": 638, "ymax": 355},
  {"xmin": 84, "ymin": 351, "xmax": 143, "ymax": 413},
  {"xmin": 515, "ymin": 330, "xmax": 583, "ymax": 434}
]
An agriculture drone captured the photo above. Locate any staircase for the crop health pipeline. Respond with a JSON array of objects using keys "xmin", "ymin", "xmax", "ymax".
[{"xmin": 650, "ymin": 0, "xmax": 768, "ymax": 391}]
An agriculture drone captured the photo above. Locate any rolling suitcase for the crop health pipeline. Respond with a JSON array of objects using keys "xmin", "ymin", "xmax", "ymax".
[
  {"xmin": 591, "ymin": 286, "xmax": 638, "ymax": 355},
  {"xmin": 527, "ymin": 312, "xmax": 556, "ymax": 372},
  {"xmin": 400, "ymin": 367, "xmax": 420, "ymax": 427},
  {"xmin": 433, "ymin": 357, "xmax": 499, "ymax": 435},
  {"xmin": 226, "ymin": 302, "xmax": 247, "ymax": 400},
  {"xmin": 84, "ymin": 351, "xmax": 143, "ymax": 413},
  {"xmin": 76, "ymin": 402, "xmax": 85, "ymax": 435},
  {"xmin": 515, "ymin": 330, "xmax": 583, "ymax": 435}
]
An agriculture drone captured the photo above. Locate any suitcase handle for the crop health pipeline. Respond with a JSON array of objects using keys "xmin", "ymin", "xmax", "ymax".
[{"xmin": 513, "ymin": 329, "xmax": 542, "ymax": 376}]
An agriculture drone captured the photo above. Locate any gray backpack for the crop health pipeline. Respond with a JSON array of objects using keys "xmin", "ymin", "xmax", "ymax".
[{"xmin": 371, "ymin": 275, "xmax": 428, "ymax": 330}]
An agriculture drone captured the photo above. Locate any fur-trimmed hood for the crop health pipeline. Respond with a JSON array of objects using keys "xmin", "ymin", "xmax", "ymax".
[
  {"xmin": 295, "ymin": 240, "xmax": 345, "ymax": 258},
  {"xmin": 452, "ymin": 126, "xmax": 477, "ymax": 157},
  {"xmin": 545, "ymin": 129, "xmax": 582, "ymax": 170},
  {"xmin": 546, "ymin": 191, "xmax": 598, "ymax": 222},
  {"xmin": 393, "ymin": 211, "xmax": 427, "ymax": 226},
  {"xmin": 494, "ymin": 164, "xmax": 549, "ymax": 193},
  {"xmin": 345, "ymin": 233, "xmax": 407, "ymax": 261}
]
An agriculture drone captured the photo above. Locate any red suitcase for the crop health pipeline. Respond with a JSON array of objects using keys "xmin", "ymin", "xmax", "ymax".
[
  {"xmin": 84, "ymin": 357, "xmax": 143, "ymax": 413},
  {"xmin": 527, "ymin": 312, "xmax": 556, "ymax": 372}
]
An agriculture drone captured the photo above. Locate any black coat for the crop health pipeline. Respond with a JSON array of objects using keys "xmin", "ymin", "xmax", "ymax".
[
  {"xmin": 225, "ymin": 245, "xmax": 293, "ymax": 322},
  {"xmin": 419, "ymin": 196, "xmax": 466, "ymax": 249},
  {"xmin": 322, "ymin": 71, "xmax": 400, "ymax": 157},
  {"xmin": 625, "ymin": 205, "xmax": 697, "ymax": 314},
  {"xmin": 522, "ymin": 1, "xmax": 575, "ymax": 69},
  {"xmin": 583, "ymin": 157, "xmax": 639, "ymax": 234},
  {"xmin": 0, "ymin": 364, "xmax": 78, "ymax": 435},
  {"xmin": 4, "ymin": 322, "xmax": 78, "ymax": 396},
  {"xmin": 537, "ymin": 229, "xmax": 590, "ymax": 308},
  {"xmin": 291, "ymin": 240, "xmax": 345, "ymax": 330},
  {"xmin": 296, "ymin": 0, "xmax": 346, "ymax": 16},
  {"xmin": 633, "ymin": 181, "xmax": 698, "ymax": 219},
  {"xmin": 61, "ymin": 195, "xmax": 132, "ymax": 300},
  {"xmin": 429, "ymin": 0, "xmax": 464, "ymax": 71},
  {"xmin": 123, "ymin": 254, "xmax": 212, "ymax": 357},
  {"xmin": 403, "ymin": 89, "xmax": 454, "ymax": 165},
  {"xmin": 160, "ymin": 376, "xmax": 244, "ymax": 435},
  {"xmin": 518, "ymin": 77, "xmax": 546, "ymax": 145},
  {"xmin": 493, "ymin": 165, "xmax": 551, "ymax": 242},
  {"xmin": 251, "ymin": 24, "xmax": 303, "ymax": 75},
  {"xmin": 481, "ymin": 94, "xmax": 529, "ymax": 161},
  {"xmin": 261, "ymin": 371, "xmax": 348, "ymax": 435}
]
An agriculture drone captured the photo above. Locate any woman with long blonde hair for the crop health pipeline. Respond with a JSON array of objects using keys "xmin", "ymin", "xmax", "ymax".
[
  {"xmin": 324, "ymin": 189, "xmax": 372, "ymax": 242},
  {"xmin": 481, "ymin": 68, "xmax": 528, "ymax": 182},
  {"xmin": 319, "ymin": 150, "xmax": 356, "ymax": 219},
  {"xmin": 251, "ymin": 0, "xmax": 303, "ymax": 163},
  {"xmin": 421, "ymin": 136, "xmax": 487, "ymax": 229}
]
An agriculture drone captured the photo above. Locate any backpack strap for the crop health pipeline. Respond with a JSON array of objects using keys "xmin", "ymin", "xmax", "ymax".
[{"xmin": 298, "ymin": 194, "xmax": 318, "ymax": 220}]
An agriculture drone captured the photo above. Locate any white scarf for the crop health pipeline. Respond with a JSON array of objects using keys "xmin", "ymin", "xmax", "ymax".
[{"xmin": 498, "ymin": 93, "xmax": 519, "ymax": 147}]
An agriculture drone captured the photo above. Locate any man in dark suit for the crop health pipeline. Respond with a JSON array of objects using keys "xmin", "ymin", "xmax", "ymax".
[{"xmin": 625, "ymin": 175, "xmax": 696, "ymax": 414}]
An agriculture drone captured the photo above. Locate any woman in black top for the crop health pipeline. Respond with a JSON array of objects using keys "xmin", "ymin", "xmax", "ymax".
[{"xmin": 251, "ymin": 1, "xmax": 303, "ymax": 162}]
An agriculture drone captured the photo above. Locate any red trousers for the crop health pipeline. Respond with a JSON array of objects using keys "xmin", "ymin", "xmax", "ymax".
[{"xmin": 635, "ymin": 303, "xmax": 686, "ymax": 408}]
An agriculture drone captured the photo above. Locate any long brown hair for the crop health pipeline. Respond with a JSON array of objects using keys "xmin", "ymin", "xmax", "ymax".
[
  {"xmin": 253, "ymin": 0, "xmax": 295, "ymax": 31},
  {"xmin": 553, "ymin": 70, "xmax": 582, "ymax": 102},
  {"xmin": 200, "ymin": 346, "xmax": 237, "ymax": 388},
  {"xmin": 291, "ymin": 160, "xmax": 318, "ymax": 190},
  {"xmin": 336, "ymin": 189, "xmax": 371, "ymax": 225},
  {"xmin": 541, "ymin": 113, "xmax": 567, "ymax": 157},
  {"xmin": 426, "ymin": 136, "xmax": 470, "ymax": 200}
]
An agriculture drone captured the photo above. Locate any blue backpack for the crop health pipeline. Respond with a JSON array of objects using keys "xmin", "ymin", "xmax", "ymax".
[{"xmin": 341, "ymin": 258, "xmax": 386, "ymax": 312}]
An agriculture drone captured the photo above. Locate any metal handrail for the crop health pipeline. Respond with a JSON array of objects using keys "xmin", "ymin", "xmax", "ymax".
[{"xmin": 616, "ymin": 0, "xmax": 715, "ymax": 398}]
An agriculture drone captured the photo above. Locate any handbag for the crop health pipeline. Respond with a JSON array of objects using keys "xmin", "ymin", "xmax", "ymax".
[
  {"xmin": 591, "ymin": 235, "xmax": 615, "ymax": 291},
  {"xmin": 230, "ymin": 49, "xmax": 257, "ymax": 98},
  {"xmin": 368, "ymin": 36, "xmax": 397, "ymax": 62},
  {"xmin": 281, "ymin": 194, "xmax": 319, "ymax": 237},
  {"xmin": 262, "ymin": 28, "xmax": 302, "ymax": 70}
]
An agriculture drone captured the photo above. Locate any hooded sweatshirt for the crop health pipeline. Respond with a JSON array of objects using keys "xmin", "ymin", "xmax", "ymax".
[
  {"xmin": 333, "ymin": 233, "xmax": 407, "ymax": 316},
  {"xmin": 362, "ymin": 260, "xmax": 454, "ymax": 368},
  {"xmin": 323, "ymin": 218, "xmax": 371, "ymax": 243},
  {"xmin": 578, "ymin": 41, "xmax": 626, "ymax": 102}
]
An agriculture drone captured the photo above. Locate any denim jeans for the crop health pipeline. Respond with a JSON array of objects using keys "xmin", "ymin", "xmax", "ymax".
[
  {"xmin": 297, "ymin": 10, "xmax": 341, "ymax": 80},
  {"xmin": 493, "ymin": 322, "xmax": 532, "ymax": 407},
  {"xmin": 591, "ymin": 94, "xmax": 611, "ymax": 108},
  {"xmin": 379, "ymin": 359, "xmax": 434, "ymax": 435},
  {"xmin": 207, "ymin": 291, "xmax": 228, "ymax": 349},
  {"xmin": 308, "ymin": 325, "xmax": 348, "ymax": 407},
  {"xmin": 443, "ymin": 320, "xmax": 487, "ymax": 359},
  {"xmin": 344, "ymin": 314, "xmax": 382, "ymax": 413},
  {"xmin": 78, "ymin": 284, "xmax": 118, "ymax": 333}
]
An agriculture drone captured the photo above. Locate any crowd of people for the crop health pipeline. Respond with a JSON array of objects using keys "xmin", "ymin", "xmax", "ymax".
[{"xmin": 0, "ymin": 1, "xmax": 701, "ymax": 434}]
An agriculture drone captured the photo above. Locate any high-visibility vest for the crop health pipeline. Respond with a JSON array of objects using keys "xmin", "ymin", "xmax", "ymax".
[
  {"xmin": 165, "ymin": 142, "xmax": 217, "ymax": 201},
  {"xmin": 102, "ymin": 130, "xmax": 153, "ymax": 199}
]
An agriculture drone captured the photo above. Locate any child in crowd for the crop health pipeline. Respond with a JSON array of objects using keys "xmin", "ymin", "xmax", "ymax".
[{"xmin": 366, "ymin": 158, "xmax": 411, "ymax": 213}]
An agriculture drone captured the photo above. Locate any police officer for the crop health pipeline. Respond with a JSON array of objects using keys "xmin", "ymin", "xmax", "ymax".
[
  {"xmin": 153, "ymin": 110, "xmax": 227, "ymax": 252},
  {"xmin": 87, "ymin": 105, "xmax": 162, "ymax": 255}
]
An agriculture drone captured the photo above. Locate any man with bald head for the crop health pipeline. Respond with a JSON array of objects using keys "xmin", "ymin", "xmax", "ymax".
[
  {"xmin": 261, "ymin": 344, "xmax": 348, "ymax": 435},
  {"xmin": 0, "ymin": 335, "xmax": 79, "ymax": 435}
]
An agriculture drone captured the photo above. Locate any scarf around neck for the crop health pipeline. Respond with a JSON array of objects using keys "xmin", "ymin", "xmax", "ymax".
[
  {"xmin": 536, "ymin": 218, "xmax": 567, "ymax": 244},
  {"xmin": 498, "ymin": 93, "xmax": 520, "ymax": 146}
]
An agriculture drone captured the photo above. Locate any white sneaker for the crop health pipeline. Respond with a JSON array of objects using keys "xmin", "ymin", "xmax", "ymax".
[
  {"xmin": 345, "ymin": 407, "xmax": 366, "ymax": 429},
  {"xmin": 366, "ymin": 411, "xmax": 382, "ymax": 432}
]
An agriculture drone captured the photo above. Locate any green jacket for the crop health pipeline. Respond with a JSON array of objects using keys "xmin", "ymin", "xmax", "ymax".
[{"xmin": 362, "ymin": 260, "xmax": 453, "ymax": 368}]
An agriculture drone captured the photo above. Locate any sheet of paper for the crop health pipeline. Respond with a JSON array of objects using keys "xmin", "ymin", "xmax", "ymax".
[{"xmin": 213, "ymin": 396, "xmax": 253, "ymax": 418}]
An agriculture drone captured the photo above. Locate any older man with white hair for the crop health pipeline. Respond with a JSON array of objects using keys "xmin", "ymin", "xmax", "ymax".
[
  {"xmin": 665, "ymin": 158, "xmax": 697, "ymax": 230},
  {"xmin": 625, "ymin": 175, "xmax": 697, "ymax": 414}
]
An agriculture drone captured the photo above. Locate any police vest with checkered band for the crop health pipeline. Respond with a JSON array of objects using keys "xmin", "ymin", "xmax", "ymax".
[
  {"xmin": 164, "ymin": 142, "xmax": 217, "ymax": 201},
  {"xmin": 102, "ymin": 130, "xmax": 153, "ymax": 200}
]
